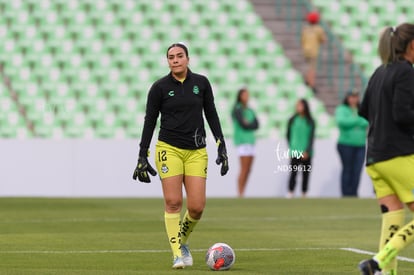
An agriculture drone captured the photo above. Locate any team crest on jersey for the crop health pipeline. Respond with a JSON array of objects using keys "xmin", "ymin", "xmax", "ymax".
[
  {"xmin": 193, "ymin": 85, "xmax": 199, "ymax": 94},
  {"xmin": 161, "ymin": 163, "xmax": 169, "ymax": 174}
]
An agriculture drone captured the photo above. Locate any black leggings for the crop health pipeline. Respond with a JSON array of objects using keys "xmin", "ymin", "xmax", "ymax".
[{"xmin": 288, "ymin": 157, "xmax": 312, "ymax": 193}]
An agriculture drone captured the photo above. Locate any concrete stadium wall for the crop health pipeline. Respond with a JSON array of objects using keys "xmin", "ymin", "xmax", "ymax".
[{"xmin": 0, "ymin": 138, "xmax": 374, "ymax": 198}]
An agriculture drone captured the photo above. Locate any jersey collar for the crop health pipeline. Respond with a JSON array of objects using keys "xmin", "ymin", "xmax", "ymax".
[{"xmin": 169, "ymin": 69, "xmax": 193, "ymax": 83}]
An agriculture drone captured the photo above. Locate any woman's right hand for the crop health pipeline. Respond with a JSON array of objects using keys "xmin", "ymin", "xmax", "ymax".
[{"xmin": 133, "ymin": 157, "xmax": 157, "ymax": 183}]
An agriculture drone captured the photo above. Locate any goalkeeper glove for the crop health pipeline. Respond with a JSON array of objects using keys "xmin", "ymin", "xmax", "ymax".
[
  {"xmin": 215, "ymin": 139, "xmax": 229, "ymax": 176},
  {"xmin": 133, "ymin": 156, "xmax": 157, "ymax": 183}
]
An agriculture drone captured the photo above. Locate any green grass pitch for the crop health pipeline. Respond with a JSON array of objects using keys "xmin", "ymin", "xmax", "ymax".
[{"xmin": 0, "ymin": 198, "xmax": 413, "ymax": 274}]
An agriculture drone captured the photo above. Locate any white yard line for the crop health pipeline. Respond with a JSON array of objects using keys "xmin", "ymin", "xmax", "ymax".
[
  {"xmin": 0, "ymin": 247, "xmax": 344, "ymax": 254},
  {"xmin": 0, "ymin": 246, "xmax": 413, "ymax": 264},
  {"xmin": 340, "ymin": 247, "xmax": 414, "ymax": 263}
]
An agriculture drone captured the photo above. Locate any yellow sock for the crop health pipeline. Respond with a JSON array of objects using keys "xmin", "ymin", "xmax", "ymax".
[
  {"xmin": 379, "ymin": 210, "xmax": 405, "ymax": 274},
  {"xmin": 375, "ymin": 218, "xmax": 414, "ymax": 270},
  {"xmin": 164, "ymin": 212, "xmax": 182, "ymax": 258},
  {"xmin": 180, "ymin": 210, "xmax": 199, "ymax": 245}
]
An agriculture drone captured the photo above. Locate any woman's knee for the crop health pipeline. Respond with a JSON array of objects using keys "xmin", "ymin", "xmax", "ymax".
[
  {"xmin": 164, "ymin": 198, "xmax": 183, "ymax": 213},
  {"xmin": 407, "ymin": 202, "xmax": 414, "ymax": 212},
  {"xmin": 378, "ymin": 195, "xmax": 404, "ymax": 213},
  {"xmin": 187, "ymin": 204, "xmax": 205, "ymax": 219}
]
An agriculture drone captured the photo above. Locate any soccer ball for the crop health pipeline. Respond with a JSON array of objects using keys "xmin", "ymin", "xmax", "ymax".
[{"xmin": 205, "ymin": 243, "xmax": 235, "ymax": 271}]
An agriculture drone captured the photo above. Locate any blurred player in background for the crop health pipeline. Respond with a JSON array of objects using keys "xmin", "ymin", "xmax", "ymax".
[
  {"xmin": 133, "ymin": 43, "xmax": 229, "ymax": 269},
  {"xmin": 231, "ymin": 87, "xmax": 259, "ymax": 197},
  {"xmin": 335, "ymin": 90, "xmax": 368, "ymax": 197},
  {"xmin": 301, "ymin": 11, "xmax": 326, "ymax": 94},
  {"xmin": 286, "ymin": 99, "xmax": 315, "ymax": 198},
  {"xmin": 358, "ymin": 23, "xmax": 414, "ymax": 275}
]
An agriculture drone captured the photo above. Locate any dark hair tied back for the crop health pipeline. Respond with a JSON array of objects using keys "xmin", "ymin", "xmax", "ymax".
[
  {"xmin": 378, "ymin": 23, "xmax": 414, "ymax": 65},
  {"xmin": 166, "ymin": 43, "xmax": 189, "ymax": 57}
]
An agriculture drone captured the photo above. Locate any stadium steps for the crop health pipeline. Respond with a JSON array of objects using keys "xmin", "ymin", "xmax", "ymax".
[
  {"xmin": 249, "ymin": 0, "xmax": 363, "ymax": 113},
  {"xmin": 0, "ymin": 64, "xmax": 35, "ymax": 137}
]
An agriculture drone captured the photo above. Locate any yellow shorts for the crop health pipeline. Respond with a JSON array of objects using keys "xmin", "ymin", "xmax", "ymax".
[
  {"xmin": 366, "ymin": 154, "xmax": 414, "ymax": 203},
  {"xmin": 155, "ymin": 141, "xmax": 208, "ymax": 179}
]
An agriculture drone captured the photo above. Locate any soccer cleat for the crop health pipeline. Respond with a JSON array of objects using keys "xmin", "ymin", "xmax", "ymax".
[
  {"xmin": 172, "ymin": 256, "xmax": 185, "ymax": 269},
  {"xmin": 181, "ymin": 244, "xmax": 193, "ymax": 266},
  {"xmin": 358, "ymin": 259, "xmax": 381, "ymax": 275}
]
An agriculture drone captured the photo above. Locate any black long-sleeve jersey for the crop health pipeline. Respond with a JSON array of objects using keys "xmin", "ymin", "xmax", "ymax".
[
  {"xmin": 139, "ymin": 69, "xmax": 224, "ymax": 157},
  {"xmin": 359, "ymin": 59, "xmax": 414, "ymax": 165}
]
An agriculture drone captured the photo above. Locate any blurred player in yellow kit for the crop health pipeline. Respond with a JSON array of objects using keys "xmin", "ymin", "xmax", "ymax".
[{"xmin": 358, "ymin": 23, "xmax": 414, "ymax": 275}]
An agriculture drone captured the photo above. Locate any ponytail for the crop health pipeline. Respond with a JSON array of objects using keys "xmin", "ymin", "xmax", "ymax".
[
  {"xmin": 378, "ymin": 27, "xmax": 396, "ymax": 65},
  {"xmin": 378, "ymin": 23, "xmax": 414, "ymax": 65}
]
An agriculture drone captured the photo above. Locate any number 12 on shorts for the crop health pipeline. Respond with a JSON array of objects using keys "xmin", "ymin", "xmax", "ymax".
[{"xmin": 158, "ymin": 150, "xmax": 167, "ymax": 162}]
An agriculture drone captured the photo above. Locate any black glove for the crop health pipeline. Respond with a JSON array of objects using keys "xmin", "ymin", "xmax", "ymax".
[
  {"xmin": 133, "ymin": 156, "xmax": 157, "ymax": 183},
  {"xmin": 215, "ymin": 139, "xmax": 229, "ymax": 176}
]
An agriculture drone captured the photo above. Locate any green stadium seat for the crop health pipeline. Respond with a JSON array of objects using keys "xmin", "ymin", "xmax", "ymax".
[
  {"xmin": 124, "ymin": 125, "xmax": 141, "ymax": 139},
  {"xmin": 0, "ymin": 110, "xmax": 26, "ymax": 138},
  {"xmin": 0, "ymin": 96, "xmax": 16, "ymax": 123},
  {"xmin": 34, "ymin": 111, "xmax": 58, "ymax": 138},
  {"xmin": 62, "ymin": 112, "xmax": 90, "ymax": 138},
  {"xmin": 94, "ymin": 112, "xmax": 120, "ymax": 138}
]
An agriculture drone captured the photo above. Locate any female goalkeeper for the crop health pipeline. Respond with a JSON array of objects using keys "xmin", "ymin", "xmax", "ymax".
[
  {"xmin": 358, "ymin": 23, "xmax": 414, "ymax": 275},
  {"xmin": 133, "ymin": 43, "xmax": 229, "ymax": 269}
]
